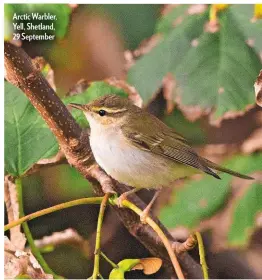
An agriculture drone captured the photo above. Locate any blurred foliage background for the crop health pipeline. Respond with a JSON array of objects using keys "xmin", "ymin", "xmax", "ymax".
[{"xmin": 4, "ymin": 4, "xmax": 262, "ymax": 279}]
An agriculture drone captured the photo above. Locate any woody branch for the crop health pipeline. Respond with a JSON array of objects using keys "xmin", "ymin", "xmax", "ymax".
[{"xmin": 4, "ymin": 42, "xmax": 202, "ymax": 279}]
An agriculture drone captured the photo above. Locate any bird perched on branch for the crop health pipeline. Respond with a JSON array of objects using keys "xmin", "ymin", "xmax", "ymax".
[{"xmin": 69, "ymin": 94, "xmax": 253, "ymax": 222}]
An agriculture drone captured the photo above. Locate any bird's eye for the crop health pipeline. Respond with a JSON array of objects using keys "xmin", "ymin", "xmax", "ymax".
[{"xmin": 98, "ymin": 109, "xmax": 106, "ymax": 116}]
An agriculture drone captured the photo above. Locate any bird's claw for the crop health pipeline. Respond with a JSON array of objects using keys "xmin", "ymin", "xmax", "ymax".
[
  {"xmin": 139, "ymin": 210, "xmax": 150, "ymax": 224},
  {"xmin": 116, "ymin": 193, "xmax": 127, "ymax": 208}
]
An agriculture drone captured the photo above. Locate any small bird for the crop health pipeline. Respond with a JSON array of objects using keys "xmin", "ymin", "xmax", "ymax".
[{"xmin": 69, "ymin": 94, "xmax": 253, "ymax": 221}]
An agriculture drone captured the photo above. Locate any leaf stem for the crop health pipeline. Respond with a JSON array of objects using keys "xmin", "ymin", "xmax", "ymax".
[
  {"xmin": 91, "ymin": 193, "xmax": 110, "ymax": 279},
  {"xmin": 15, "ymin": 178, "xmax": 62, "ymax": 279},
  {"xmin": 100, "ymin": 251, "xmax": 118, "ymax": 268},
  {"xmin": 5, "ymin": 196, "xmax": 104, "ymax": 232},
  {"xmin": 195, "ymin": 232, "xmax": 209, "ymax": 279},
  {"xmin": 118, "ymin": 198, "xmax": 185, "ymax": 279},
  {"xmin": 6, "ymin": 188, "xmax": 192, "ymax": 279}
]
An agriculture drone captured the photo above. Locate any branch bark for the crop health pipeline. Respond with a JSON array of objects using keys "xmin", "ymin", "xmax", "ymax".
[{"xmin": 4, "ymin": 42, "xmax": 203, "ymax": 278}]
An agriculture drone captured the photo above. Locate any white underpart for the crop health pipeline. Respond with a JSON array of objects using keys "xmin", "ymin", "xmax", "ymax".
[{"xmin": 86, "ymin": 113, "xmax": 197, "ymax": 189}]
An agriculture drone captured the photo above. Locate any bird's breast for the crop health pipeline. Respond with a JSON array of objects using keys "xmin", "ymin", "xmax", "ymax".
[{"xmin": 90, "ymin": 128, "xmax": 150, "ymax": 181}]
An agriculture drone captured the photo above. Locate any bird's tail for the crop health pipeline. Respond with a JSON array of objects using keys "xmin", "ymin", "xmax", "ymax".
[{"xmin": 201, "ymin": 157, "xmax": 254, "ymax": 180}]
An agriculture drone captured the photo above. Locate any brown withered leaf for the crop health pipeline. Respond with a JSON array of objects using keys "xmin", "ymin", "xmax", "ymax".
[
  {"xmin": 241, "ymin": 127, "xmax": 262, "ymax": 154},
  {"xmin": 162, "ymin": 4, "xmax": 208, "ymax": 30},
  {"xmin": 161, "ymin": 4, "xmax": 207, "ymax": 17},
  {"xmin": 35, "ymin": 228, "xmax": 90, "ymax": 258},
  {"xmin": 254, "ymin": 70, "xmax": 262, "ymax": 107},
  {"xmin": 36, "ymin": 150, "xmax": 65, "ymax": 165},
  {"xmin": 162, "ymin": 73, "xmax": 176, "ymax": 114},
  {"xmin": 25, "ymin": 150, "xmax": 67, "ymax": 176},
  {"xmin": 124, "ymin": 34, "xmax": 161, "ymax": 72},
  {"xmin": 4, "ymin": 177, "xmax": 26, "ymax": 250},
  {"xmin": 175, "ymin": 94, "xmax": 211, "ymax": 122},
  {"xmin": 124, "ymin": 50, "xmax": 136, "ymax": 70},
  {"xmin": 132, "ymin": 34, "xmax": 162, "ymax": 59},
  {"xmin": 105, "ymin": 77, "xmax": 143, "ymax": 108},
  {"xmin": 187, "ymin": 4, "xmax": 208, "ymax": 15},
  {"xmin": 204, "ymin": 20, "xmax": 220, "ymax": 33},
  {"xmin": 67, "ymin": 79, "xmax": 89, "ymax": 96},
  {"xmin": 4, "ymin": 237, "xmax": 53, "ymax": 279},
  {"xmin": 196, "ymin": 144, "xmax": 240, "ymax": 163},
  {"xmin": 161, "ymin": 4, "xmax": 179, "ymax": 16},
  {"xmin": 209, "ymin": 104, "xmax": 256, "ymax": 127},
  {"xmin": 131, "ymin": 257, "xmax": 162, "ymax": 275}
]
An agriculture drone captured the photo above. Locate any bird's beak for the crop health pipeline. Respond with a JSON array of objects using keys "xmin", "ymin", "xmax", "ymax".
[{"xmin": 68, "ymin": 103, "xmax": 86, "ymax": 111}]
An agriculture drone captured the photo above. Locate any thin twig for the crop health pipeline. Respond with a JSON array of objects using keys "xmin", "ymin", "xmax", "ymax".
[
  {"xmin": 6, "ymin": 193, "xmax": 186, "ymax": 278},
  {"xmin": 35, "ymin": 228, "xmax": 90, "ymax": 257},
  {"xmin": 91, "ymin": 194, "xmax": 110, "ymax": 279},
  {"xmin": 5, "ymin": 197, "xmax": 103, "ymax": 232},
  {"xmin": 117, "ymin": 198, "xmax": 185, "ymax": 279},
  {"xmin": 100, "ymin": 251, "xmax": 118, "ymax": 269},
  {"xmin": 4, "ymin": 177, "xmax": 26, "ymax": 250},
  {"xmin": 98, "ymin": 273, "xmax": 104, "ymax": 279},
  {"xmin": 15, "ymin": 178, "xmax": 62, "ymax": 279},
  {"xmin": 195, "ymin": 232, "xmax": 209, "ymax": 279}
]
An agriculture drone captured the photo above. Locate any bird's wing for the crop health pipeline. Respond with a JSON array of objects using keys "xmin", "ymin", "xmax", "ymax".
[
  {"xmin": 122, "ymin": 110, "xmax": 252, "ymax": 180},
  {"xmin": 123, "ymin": 126, "xmax": 220, "ymax": 179}
]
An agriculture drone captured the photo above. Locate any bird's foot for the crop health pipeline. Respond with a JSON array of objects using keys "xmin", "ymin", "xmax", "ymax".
[
  {"xmin": 139, "ymin": 189, "xmax": 162, "ymax": 224},
  {"xmin": 116, "ymin": 188, "xmax": 139, "ymax": 208},
  {"xmin": 116, "ymin": 193, "xmax": 127, "ymax": 208},
  {"xmin": 139, "ymin": 209, "xmax": 151, "ymax": 224}
]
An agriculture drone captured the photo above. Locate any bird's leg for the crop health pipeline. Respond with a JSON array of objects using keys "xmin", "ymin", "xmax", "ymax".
[
  {"xmin": 140, "ymin": 188, "xmax": 162, "ymax": 224},
  {"xmin": 117, "ymin": 188, "xmax": 139, "ymax": 207}
]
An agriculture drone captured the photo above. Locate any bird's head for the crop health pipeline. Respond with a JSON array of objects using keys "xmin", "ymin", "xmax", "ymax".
[{"xmin": 69, "ymin": 94, "xmax": 132, "ymax": 128}]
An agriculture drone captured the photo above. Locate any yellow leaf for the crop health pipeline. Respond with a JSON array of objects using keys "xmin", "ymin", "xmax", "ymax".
[
  {"xmin": 254, "ymin": 4, "xmax": 262, "ymax": 19},
  {"xmin": 209, "ymin": 4, "xmax": 230, "ymax": 22},
  {"xmin": 213, "ymin": 4, "xmax": 229, "ymax": 11}
]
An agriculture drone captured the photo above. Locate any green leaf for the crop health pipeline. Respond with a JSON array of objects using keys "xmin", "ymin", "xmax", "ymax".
[
  {"xmin": 63, "ymin": 81, "xmax": 128, "ymax": 127},
  {"xmin": 159, "ymin": 154, "xmax": 262, "ymax": 229},
  {"xmin": 231, "ymin": 5, "xmax": 262, "ymax": 55},
  {"xmin": 156, "ymin": 4, "xmax": 190, "ymax": 34},
  {"xmin": 109, "ymin": 259, "xmax": 140, "ymax": 279},
  {"xmin": 128, "ymin": 5, "xmax": 262, "ymax": 120},
  {"xmin": 160, "ymin": 174, "xmax": 231, "ymax": 228},
  {"xmin": 4, "ymin": 80, "xmax": 128, "ymax": 177},
  {"xmin": 175, "ymin": 9, "xmax": 261, "ymax": 118},
  {"xmin": 4, "ymin": 4, "xmax": 71, "ymax": 39},
  {"xmin": 117, "ymin": 259, "xmax": 140, "ymax": 271},
  {"xmin": 109, "ymin": 269, "xmax": 125, "ymax": 279},
  {"xmin": 128, "ymin": 10, "xmax": 208, "ymax": 103},
  {"xmin": 228, "ymin": 181, "xmax": 262, "ymax": 246},
  {"xmin": 4, "ymin": 82, "xmax": 59, "ymax": 176}
]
